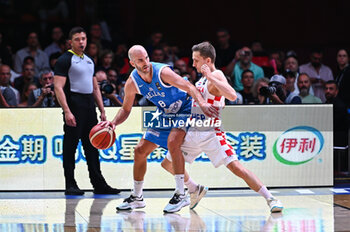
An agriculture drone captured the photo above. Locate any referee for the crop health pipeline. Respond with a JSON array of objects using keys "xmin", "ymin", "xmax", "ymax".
[{"xmin": 54, "ymin": 27, "xmax": 120, "ymax": 195}]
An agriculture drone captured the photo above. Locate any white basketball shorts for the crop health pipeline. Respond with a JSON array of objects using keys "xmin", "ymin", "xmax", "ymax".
[{"xmin": 166, "ymin": 128, "xmax": 238, "ymax": 168}]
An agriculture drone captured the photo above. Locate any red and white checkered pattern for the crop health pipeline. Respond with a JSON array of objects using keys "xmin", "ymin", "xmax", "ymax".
[
  {"xmin": 215, "ymin": 128, "xmax": 235, "ymax": 157},
  {"xmin": 192, "ymin": 76, "xmax": 225, "ymax": 128},
  {"xmin": 166, "ymin": 128, "xmax": 237, "ymax": 168},
  {"xmin": 197, "ymin": 75, "xmax": 233, "ymax": 157}
]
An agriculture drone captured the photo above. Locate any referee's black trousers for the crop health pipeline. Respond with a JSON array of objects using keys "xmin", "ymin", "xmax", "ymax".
[{"xmin": 62, "ymin": 93, "xmax": 107, "ymax": 189}]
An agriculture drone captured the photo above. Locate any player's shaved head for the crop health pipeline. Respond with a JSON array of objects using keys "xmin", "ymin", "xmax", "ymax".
[
  {"xmin": 128, "ymin": 45, "xmax": 151, "ymax": 74},
  {"xmin": 128, "ymin": 45, "xmax": 147, "ymax": 61}
]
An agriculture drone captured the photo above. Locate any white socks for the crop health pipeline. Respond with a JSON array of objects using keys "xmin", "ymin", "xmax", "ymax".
[
  {"xmin": 133, "ymin": 180, "xmax": 144, "ymax": 197},
  {"xmin": 185, "ymin": 176, "xmax": 198, "ymax": 193},
  {"xmin": 175, "ymin": 174, "xmax": 185, "ymax": 195},
  {"xmin": 258, "ymin": 186, "xmax": 273, "ymax": 199}
]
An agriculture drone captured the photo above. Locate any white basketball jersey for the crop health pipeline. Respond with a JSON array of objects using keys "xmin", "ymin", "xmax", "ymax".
[{"xmin": 192, "ymin": 71, "xmax": 225, "ymax": 130}]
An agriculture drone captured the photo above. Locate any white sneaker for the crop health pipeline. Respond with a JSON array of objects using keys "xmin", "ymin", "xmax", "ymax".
[
  {"xmin": 190, "ymin": 184, "xmax": 208, "ymax": 209},
  {"xmin": 163, "ymin": 192, "xmax": 190, "ymax": 213},
  {"xmin": 267, "ymin": 197, "xmax": 283, "ymax": 213},
  {"xmin": 116, "ymin": 195, "xmax": 146, "ymax": 210}
]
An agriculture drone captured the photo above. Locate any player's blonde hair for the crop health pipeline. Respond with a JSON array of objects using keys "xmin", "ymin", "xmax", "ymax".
[{"xmin": 192, "ymin": 41, "xmax": 216, "ymax": 63}]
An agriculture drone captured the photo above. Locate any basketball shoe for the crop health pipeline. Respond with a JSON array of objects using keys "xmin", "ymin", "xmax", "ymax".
[
  {"xmin": 163, "ymin": 192, "xmax": 190, "ymax": 213},
  {"xmin": 189, "ymin": 184, "xmax": 208, "ymax": 209},
  {"xmin": 266, "ymin": 197, "xmax": 283, "ymax": 213},
  {"xmin": 116, "ymin": 195, "xmax": 146, "ymax": 210}
]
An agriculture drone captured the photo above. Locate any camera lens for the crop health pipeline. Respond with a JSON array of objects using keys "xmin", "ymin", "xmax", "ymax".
[
  {"xmin": 102, "ymin": 84, "xmax": 114, "ymax": 94},
  {"xmin": 259, "ymin": 86, "xmax": 276, "ymax": 97},
  {"xmin": 100, "ymin": 80, "xmax": 114, "ymax": 94}
]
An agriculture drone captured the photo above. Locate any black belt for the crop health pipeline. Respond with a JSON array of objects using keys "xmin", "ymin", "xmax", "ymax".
[{"xmin": 70, "ymin": 91, "xmax": 93, "ymax": 96}]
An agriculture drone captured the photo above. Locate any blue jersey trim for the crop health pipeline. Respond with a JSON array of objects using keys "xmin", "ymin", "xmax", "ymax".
[
  {"xmin": 157, "ymin": 65, "xmax": 172, "ymax": 89},
  {"xmin": 130, "ymin": 74, "xmax": 141, "ymax": 94}
]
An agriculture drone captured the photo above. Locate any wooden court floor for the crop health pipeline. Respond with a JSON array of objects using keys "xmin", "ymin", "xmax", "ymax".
[{"xmin": 0, "ymin": 187, "xmax": 349, "ymax": 231}]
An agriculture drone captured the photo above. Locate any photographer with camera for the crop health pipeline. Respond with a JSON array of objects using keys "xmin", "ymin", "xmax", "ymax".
[
  {"xmin": 28, "ymin": 68, "xmax": 56, "ymax": 107},
  {"xmin": 225, "ymin": 47, "xmax": 264, "ymax": 92},
  {"xmin": 95, "ymin": 70, "xmax": 123, "ymax": 106},
  {"xmin": 259, "ymin": 74, "xmax": 301, "ymax": 104}
]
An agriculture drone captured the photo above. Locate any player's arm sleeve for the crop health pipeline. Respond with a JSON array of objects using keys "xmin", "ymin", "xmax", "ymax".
[
  {"xmin": 54, "ymin": 53, "xmax": 72, "ymax": 114},
  {"xmin": 54, "ymin": 54, "xmax": 70, "ymax": 77}
]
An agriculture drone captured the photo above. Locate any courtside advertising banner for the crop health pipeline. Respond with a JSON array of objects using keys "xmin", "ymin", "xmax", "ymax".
[{"xmin": 0, "ymin": 105, "xmax": 332, "ymax": 190}]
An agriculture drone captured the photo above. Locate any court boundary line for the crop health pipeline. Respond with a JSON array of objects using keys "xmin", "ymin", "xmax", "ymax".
[
  {"xmin": 334, "ymin": 203, "xmax": 350, "ymax": 210},
  {"xmin": 0, "ymin": 185, "xmax": 335, "ymax": 193}
]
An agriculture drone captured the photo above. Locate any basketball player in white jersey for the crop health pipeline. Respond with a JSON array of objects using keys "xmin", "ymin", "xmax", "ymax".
[{"xmin": 161, "ymin": 41, "xmax": 283, "ymax": 213}]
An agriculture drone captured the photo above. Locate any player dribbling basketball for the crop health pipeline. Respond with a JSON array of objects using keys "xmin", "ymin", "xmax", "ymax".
[{"xmin": 100, "ymin": 45, "xmax": 217, "ymax": 213}]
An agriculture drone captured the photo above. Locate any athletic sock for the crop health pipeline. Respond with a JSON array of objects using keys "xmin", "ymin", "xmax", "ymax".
[
  {"xmin": 258, "ymin": 186, "xmax": 273, "ymax": 199},
  {"xmin": 133, "ymin": 180, "xmax": 144, "ymax": 197},
  {"xmin": 185, "ymin": 177, "xmax": 198, "ymax": 193},
  {"xmin": 175, "ymin": 174, "xmax": 185, "ymax": 195}
]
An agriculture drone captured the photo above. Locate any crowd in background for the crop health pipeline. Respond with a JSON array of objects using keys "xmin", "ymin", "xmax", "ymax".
[{"xmin": 1, "ymin": 25, "xmax": 349, "ymax": 109}]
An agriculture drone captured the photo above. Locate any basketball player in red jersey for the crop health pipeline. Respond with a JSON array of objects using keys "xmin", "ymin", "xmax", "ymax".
[{"xmin": 161, "ymin": 41, "xmax": 283, "ymax": 213}]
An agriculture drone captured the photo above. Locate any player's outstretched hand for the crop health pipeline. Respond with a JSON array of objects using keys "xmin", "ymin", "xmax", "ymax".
[
  {"xmin": 200, "ymin": 103, "xmax": 219, "ymax": 118},
  {"xmin": 98, "ymin": 121, "xmax": 116, "ymax": 130}
]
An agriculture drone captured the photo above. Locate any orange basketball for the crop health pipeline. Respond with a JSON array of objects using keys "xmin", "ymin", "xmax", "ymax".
[{"xmin": 89, "ymin": 124, "xmax": 116, "ymax": 150}]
